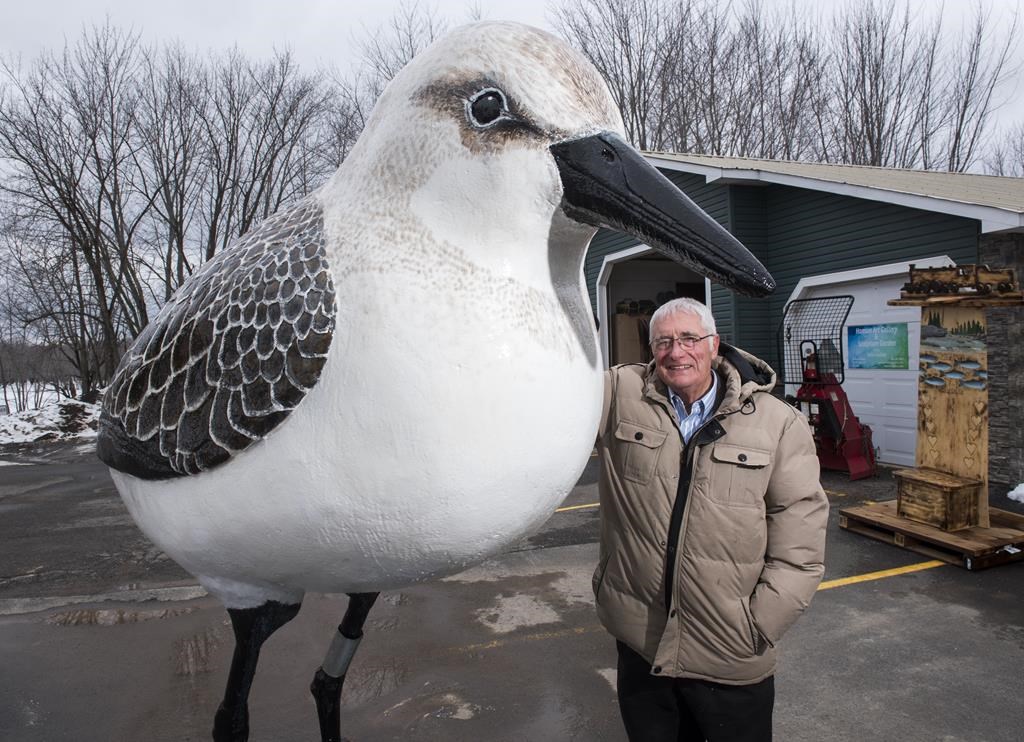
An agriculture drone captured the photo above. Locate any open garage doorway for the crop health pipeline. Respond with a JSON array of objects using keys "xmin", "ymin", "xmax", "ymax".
[{"xmin": 596, "ymin": 245, "xmax": 711, "ymax": 367}]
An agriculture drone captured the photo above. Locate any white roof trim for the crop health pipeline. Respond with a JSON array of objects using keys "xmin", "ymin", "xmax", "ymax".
[{"xmin": 646, "ymin": 155, "xmax": 1024, "ymax": 234}]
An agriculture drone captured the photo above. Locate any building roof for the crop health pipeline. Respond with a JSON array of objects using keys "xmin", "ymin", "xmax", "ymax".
[{"xmin": 644, "ymin": 152, "xmax": 1024, "ymax": 234}]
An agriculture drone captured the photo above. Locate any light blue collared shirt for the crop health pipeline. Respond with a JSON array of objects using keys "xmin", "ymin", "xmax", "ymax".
[{"xmin": 668, "ymin": 372, "xmax": 719, "ymax": 443}]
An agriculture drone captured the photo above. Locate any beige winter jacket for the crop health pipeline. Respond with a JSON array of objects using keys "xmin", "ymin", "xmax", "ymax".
[{"xmin": 595, "ymin": 344, "xmax": 828, "ymax": 684}]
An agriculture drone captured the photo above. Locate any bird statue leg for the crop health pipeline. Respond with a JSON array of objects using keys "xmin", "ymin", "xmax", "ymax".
[
  {"xmin": 310, "ymin": 592, "xmax": 380, "ymax": 742},
  {"xmin": 212, "ymin": 600, "xmax": 302, "ymax": 742}
]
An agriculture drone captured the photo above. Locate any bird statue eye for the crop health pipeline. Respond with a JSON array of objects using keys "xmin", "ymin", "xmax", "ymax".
[{"xmin": 468, "ymin": 89, "xmax": 507, "ymax": 127}]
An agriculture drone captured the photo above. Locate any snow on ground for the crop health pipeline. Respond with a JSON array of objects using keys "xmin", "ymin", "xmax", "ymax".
[{"xmin": 0, "ymin": 399, "xmax": 101, "ymax": 446}]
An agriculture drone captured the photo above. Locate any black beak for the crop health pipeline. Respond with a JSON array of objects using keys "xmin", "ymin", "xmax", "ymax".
[{"xmin": 550, "ymin": 132, "xmax": 775, "ymax": 297}]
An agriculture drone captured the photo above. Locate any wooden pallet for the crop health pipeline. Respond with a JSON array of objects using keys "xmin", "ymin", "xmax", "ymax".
[{"xmin": 839, "ymin": 500, "xmax": 1024, "ymax": 570}]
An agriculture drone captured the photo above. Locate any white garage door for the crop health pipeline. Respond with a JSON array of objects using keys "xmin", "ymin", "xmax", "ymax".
[{"xmin": 793, "ymin": 258, "xmax": 953, "ymax": 467}]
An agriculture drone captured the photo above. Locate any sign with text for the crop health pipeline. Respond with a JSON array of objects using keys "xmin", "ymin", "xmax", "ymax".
[{"xmin": 847, "ymin": 323, "xmax": 909, "ymax": 369}]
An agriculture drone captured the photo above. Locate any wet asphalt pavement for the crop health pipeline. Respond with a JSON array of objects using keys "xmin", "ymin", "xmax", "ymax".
[{"xmin": 1, "ymin": 440, "xmax": 1022, "ymax": 741}]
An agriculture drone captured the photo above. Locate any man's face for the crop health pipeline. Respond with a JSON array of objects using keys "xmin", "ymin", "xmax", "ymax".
[{"xmin": 651, "ymin": 311, "xmax": 719, "ymax": 404}]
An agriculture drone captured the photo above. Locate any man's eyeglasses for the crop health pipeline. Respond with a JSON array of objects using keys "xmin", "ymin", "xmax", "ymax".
[{"xmin": 651, "ymin": 334, "xmax": 715, "ymax": 352}]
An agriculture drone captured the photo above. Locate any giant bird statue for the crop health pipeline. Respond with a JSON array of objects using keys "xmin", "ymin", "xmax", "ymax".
[{"xmin": 97, "ymin": 21, "xmax": 774, "ymax": 742}]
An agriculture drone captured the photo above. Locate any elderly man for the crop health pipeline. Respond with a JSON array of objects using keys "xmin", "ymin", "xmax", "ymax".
[{"xmin": 594, "ymin": 297, "xmax": 828, "ymax": 742}]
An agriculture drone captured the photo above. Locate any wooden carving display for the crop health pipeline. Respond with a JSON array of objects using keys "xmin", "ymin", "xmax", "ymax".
[
  {"xmin": 914, "ymin": 305, "xmax": 990, "ymax": 526},
  {"xmin": 887, "ymin": 264, "xmax": 1024, "ymax": 529},
  {"xmin": 842, "ymin": 265, "xmax": 1024, "ymax": 567}
]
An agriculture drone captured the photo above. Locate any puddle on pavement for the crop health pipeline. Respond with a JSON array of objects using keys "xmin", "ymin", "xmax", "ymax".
[
  {"xmin": 342, "ymin": 658, "xmax": 409, "ymax": 705},
  {"xmin": 596, "ymin": 667, "xmax": 617, "ymax": 693},
  {"xmin": 369, "ymin": 615, "xmax": 399, "ymax": 632},
  {"xmin": 174, "ymin": 626, "xmax": 224, "ymax": 676},
  {"xmin": 0, "ymin": 476, "xmax": 74, "ymax": 497},
  {"xmin": 445, "ymin": 568, "xmax": 594, "ymax": 634},
  {"xmin": 47, "ymin": 514, "xmax": 135, "ymax": 531},
  {"xmin": 429, "ymin": 692, "xmax": 486, "ymax": 720},
  {"xmin": 384, "ymin": 689, "xmax": 489, "ymax": 722},
  {"xmin": 474, "ymin": 593, "xmax": 561, "ymax": 634},
  {"xmin": 47, "ymin": 606, "xmax": 199, "ymax": 626}
]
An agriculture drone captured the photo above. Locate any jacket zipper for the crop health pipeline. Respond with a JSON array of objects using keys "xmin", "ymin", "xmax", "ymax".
[
  {"xmin": 662, "ymin": 404, "xmax": 743, "ymax": 612},
  {"xmin": 663, "ymin": 442, "xmax": 696, "ymax": 609},
  {"xmin": 662, "ymin": 423, "xmax": 703, "ymax": 612}
]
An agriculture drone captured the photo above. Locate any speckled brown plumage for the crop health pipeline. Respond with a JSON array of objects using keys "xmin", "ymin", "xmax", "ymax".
[{"xmin": 97, "ymin": 198, "xmax": 334, "ymax": 480}]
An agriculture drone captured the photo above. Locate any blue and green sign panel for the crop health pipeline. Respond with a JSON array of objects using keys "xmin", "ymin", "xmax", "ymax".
[{"xmin": 847, "ymin": 323, "xmax": 909, "ymax": 369}]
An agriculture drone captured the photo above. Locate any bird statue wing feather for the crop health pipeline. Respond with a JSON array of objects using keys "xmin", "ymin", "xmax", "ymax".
[{"xmin": 97, "ymin": 197, "xmax": 335, "ymax": 480}]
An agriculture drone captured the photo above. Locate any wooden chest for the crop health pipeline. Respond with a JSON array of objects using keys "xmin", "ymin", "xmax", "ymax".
[{"xmin": 894, "ymin": 468, "xmax": 981, "ymax": 531}]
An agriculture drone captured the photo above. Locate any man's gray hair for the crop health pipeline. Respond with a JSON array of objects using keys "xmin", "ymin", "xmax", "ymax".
[{"xmin": 649, "ymin": 298, "xmax": 717, "ymax": 348}]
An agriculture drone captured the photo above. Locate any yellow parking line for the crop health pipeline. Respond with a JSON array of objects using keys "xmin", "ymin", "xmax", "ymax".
[
  {"xmin": 555, "ymin": 502, "xmax": 600, "ymax": 513},
  {"xmin": 817, "ymin": 560, "xmax": 945, "ymax": 591}
]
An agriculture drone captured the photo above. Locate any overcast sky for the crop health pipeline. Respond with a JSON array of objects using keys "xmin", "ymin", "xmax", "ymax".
[
  {"xmin": 2, "ymin": 0, "xmax": 1023, "ymax": 134},
  {"xmin": 1, "ymin": 0, "xmax": 553, "ymax": 71}
]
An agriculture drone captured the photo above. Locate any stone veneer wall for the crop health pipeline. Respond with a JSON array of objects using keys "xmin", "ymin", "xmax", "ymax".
[{"xmin": 978, "ymin": 233, "xmax": 1024, "ymax": 488}]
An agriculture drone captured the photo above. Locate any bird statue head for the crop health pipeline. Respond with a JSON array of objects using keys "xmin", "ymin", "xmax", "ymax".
[{"xmin": 326, "ymin": 21, "xmax": 775, "ymax": 302}]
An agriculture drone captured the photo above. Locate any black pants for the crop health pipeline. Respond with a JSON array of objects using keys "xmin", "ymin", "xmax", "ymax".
[{"xmin": 616, "ymin": 641, "xmax": 774, "ymax": 742}]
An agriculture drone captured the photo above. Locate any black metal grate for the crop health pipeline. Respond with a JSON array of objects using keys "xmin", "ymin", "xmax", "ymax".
[{"xmin": 776, "ymin": 296, "xmax": 854, "ymax": 385}]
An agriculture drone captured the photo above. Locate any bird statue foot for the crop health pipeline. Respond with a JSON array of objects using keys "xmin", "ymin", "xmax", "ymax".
[
  {"xmin": 310, "ymin": 667, "xmax": 347, "ymax": 742},
  {"xmin": 309, "ymin": 592, "xmax": 379, "ymax": 742},
  {"xmin": 211, "ymin": 600, "xmax": 302, "ymax": 742},
  {"xmin": 212, "ymin": 702, "xmax": 249, "ymax": 742}
]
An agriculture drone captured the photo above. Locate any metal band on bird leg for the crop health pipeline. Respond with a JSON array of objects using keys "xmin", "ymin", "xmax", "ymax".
[{"xmin": 321, "ymin": 630, "xmax": 361, "ymax": 678}]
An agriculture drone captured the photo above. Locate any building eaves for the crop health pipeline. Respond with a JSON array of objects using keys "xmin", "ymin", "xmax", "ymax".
[{"xmin": 644, "ymin": 152, "xmax": 1024, "ymax": 234}]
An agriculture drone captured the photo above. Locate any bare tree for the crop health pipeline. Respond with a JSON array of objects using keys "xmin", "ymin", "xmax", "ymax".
[
  {"xmin": 0, "ymin": 213, "xmax": 109, "ymax": 397},
  {"xmin": 935, "ymin": 5, "xmax": 1018, "ymax": 172},
  {"xmin": 554, "ymin": 0, "xmax": 674, "ymax": 150},
  {"xmin": 0, "ymin": 6, "xmax": 453, "ymax": 393},
  {"xmin": 195, "ymin": 48, "xmax": 335, "ymax": 262},
  {"xmin": 731, "ymin": 1, "xmax": 825, "ymax": 160},
  {"xmin": 359, "ymin": 1, "xmax": 448, "ymax": 89},
  {"xmin": 0, "ymin": 23, "xmax": 155, "ymax": 378},
  {"xmin": 0, "ymin": 272, "xmax": 20, "ymax": 412},
  {"xmin": 553, "ymin": 0, "xmax": 1017, "ymax": 172},
  {"xmin": 556, "ymin": 0, "xmax": 825, "ymax": 157},
  {"xmin": 815, "ymin": 0, "xmax": 934, "ymax": 167},
  {"xmin": 984, "ymin": 122, "xmax": 1024, "ymax": 176},
  {"xmin": 819, "ymin": 0, "xmax": 1016, "ymax": 171},
  {"xmin": 138, "ymin": 44, "xmax": 208, "ymax": 300},
  {"xmin": 327, "ymin": 1, "xmax": 448, "ymax": 162},
  {"xmin": 0, "ymin": 24, "xmax": 337, "ymax": 389}
]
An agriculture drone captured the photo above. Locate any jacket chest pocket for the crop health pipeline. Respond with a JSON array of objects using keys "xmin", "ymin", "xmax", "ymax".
[
  {"xmin": 614, "ymin": 421, "xmax": 669, "ymax": 485},
  {"xmin": 707, "ymin": 442, "xmax": 772, "ymax": 507}
]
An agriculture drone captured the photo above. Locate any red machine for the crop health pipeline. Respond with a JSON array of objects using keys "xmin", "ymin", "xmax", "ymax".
[
  {"xmin": 793, "ymin": 347, "xmax": 876, "ymax": 480},
  {"xmin": 777, "ymin": 296, "xmax": 877, "ymax": 481}
]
